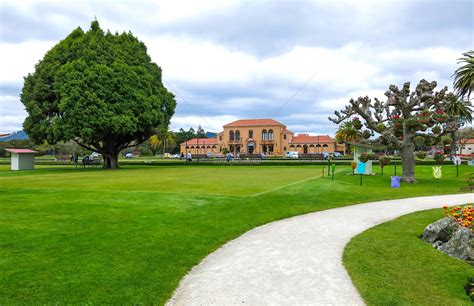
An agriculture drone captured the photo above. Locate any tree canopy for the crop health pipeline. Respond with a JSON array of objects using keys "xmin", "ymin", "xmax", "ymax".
[{"xmin": 21, "ymin": 20, "xmax": 176, "ymax": 168}]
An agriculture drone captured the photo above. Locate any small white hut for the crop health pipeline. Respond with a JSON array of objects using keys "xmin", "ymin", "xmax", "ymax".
[
  {"xmin": 348, "ymin": 142, "xmax": 376, "ymax": 175},
  {"xmin": 5, "ymin": 148, "xmax": 38, "ymax": 170}
]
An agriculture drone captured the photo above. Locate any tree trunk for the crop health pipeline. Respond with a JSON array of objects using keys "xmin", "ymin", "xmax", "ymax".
[
  {"xmin": 400, "ymin": 143, "xmax": 416, "ymax": 183},
  {"xmin": 103, "ymin": 153, "xmax": 119, "ymax": 169},
  {"xmin": 102, "ymin": 139, "xmax": 120, "ymax": 169},
  {"xmin": 450, "ymin": 130, "xmax": 456, "ymax": 156}
]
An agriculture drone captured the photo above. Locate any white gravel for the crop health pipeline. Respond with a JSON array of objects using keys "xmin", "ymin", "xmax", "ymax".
[{"xmin": 167, "ymin": 194, "xmax": 473, "ymax": 305}]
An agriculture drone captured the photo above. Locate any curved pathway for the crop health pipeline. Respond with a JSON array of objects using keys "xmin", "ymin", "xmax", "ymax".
[{"xmin": 168, "ymin": 194, "xmax": 472, "ymax": 305}]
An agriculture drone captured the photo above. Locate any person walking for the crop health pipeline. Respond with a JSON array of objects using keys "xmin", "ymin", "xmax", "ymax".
[{"xmin": 186, "ymin": 152, "xmax": 192, "ymax": 162}]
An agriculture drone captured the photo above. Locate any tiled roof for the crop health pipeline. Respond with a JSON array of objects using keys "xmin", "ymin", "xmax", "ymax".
[
  {"xmin": 282, "ymin": 128, "xmax": 294, "ymax": 134},
  {"xmin": 459, "ymin": 139, "xmax": 474, "ymax": 144},
  {"xmin": 5, "ymin": 148, "xmax": 38, "ymax": 154},
  {"xmin": 0, "ymin": 133, "xmax": 10, "ymax": 137},
  {"xmin": 289, "ymin": 134, "xmax": 334, "ymax": 144},
  {"xmin": 181, "ymin": 138, "xmax": 219, "ymax": 145},
  {"xmin": 224, "ymin": 119, "xmax": 285, "ymax": 127}
]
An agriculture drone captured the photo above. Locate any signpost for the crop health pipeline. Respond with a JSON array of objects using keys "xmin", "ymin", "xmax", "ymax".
[{"xmin": 356, "ymin": 162, "xmax": 366, "ymax": 186}]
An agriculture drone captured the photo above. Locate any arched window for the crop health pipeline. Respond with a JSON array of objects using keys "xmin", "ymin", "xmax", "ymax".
[
  {"xmin": 235, "ymin": 130, "xmax": 240, "ymax": 141},
  {"xmin": 229, "ymin": 130, "xmax": 234, "ymax": 141},
  {"xmin": 207, "ymin": 146, "xmax": 211, "ymax": 149},
  {"xmin": 249, "ymin": 130, "xmax": 253, "ymax": 138},
  {"xmin": 190, "ymin": 146, "xmax": 195, "ymax": 149},
  {"xmin": 296, "ymin": 144, "xmax": 301, "ymax": 148},
  {"xmin": 186, "ymin": 146, "xmax": 189, "ymax": 149},
  {"xmin": 290, "ymin": 144, "xmax": 295, "ymax": 148},
  {"xmin": 323, "ymin": 144, "xmax": 328, "ymax": 147},
  {"xmin": 262, "ymin": 129, "xmax": 267, "ymax": 140},
  {"xmin": 316, "ymin": 144, "xmax": 321, "ymax": 147},
  {"xmin": 309, "ymin": 144, "xmax": 315, "ymax": 147},
  {"xmin": 268, "ymin": 129, "xmax": 274, "ymax": 140},
  {"xmin": 212, "ymin": 145, "xmax": 216, "ymax": 149}
]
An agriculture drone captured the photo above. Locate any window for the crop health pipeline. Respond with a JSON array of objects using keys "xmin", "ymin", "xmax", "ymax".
[
  {"xmin": 284, "ymin": 146, "xmax": 287, "ymax": 151},
  {"xmin": 235, "ymin": 130, "xmax": 240, "ymax": 141},
  {"xmin": 229, "ymin": 130, "xmax": 234, "ymax": 141},
  {"xmin": 268, "ymin": 129, "xmax": 274, "ymax": 140},
  {"xmin": 283, "ymin": 134, "xmax": 287, "ymax": 140},
  {"xmin": 219, "ymin": 136, "xmax": 222, "ymax": 141},
  {"xmin": 323, "ymin": 144, "xmax": 328, "ymax": 147},
  {"xmin": 249, "ymin": 130, "xmax": 253, "ymax": 138},
  {"xmin": 262, "ymin": 129, "xmax": 267, "ymax": 140}
]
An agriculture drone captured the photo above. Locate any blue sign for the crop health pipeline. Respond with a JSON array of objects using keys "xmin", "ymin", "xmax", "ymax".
[
  {"xmin": 356, "ymin": 162, "xmax": 366, "ymax": 174},
  {"xmin": 391, "ymin": 176, "xmax": 400, "ymax": 188}
]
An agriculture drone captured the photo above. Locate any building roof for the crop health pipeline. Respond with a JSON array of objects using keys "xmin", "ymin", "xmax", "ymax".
[
  {"xmin": 282, "ymin": 128, "xmax": 294, "ymax": 134},
  {"xmin": 289, "ymin": 134, "xmax": 334, "ymax": 144},
  {"xmin": 181, "ymin": 138, "xmax": 219, "ymax": 146},
  {"xmin": 223, "ymin": 119, "xmax": 286, "ymax": 127},
  {"xmin": 0, "ymin": 133, "xmax": 10, "ymax": 138},
  {"xmin": 459, "ymin": 139, "xmax": 474, "ymax": 144},
  {"xmin": 5, "ymin": 148, "xmax": 38, "ymax": 154}
]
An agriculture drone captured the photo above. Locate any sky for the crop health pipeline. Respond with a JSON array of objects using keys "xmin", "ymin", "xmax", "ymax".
[{"xmin": 0, "ymin": 0, "xmax": 472, "ymax": 136}]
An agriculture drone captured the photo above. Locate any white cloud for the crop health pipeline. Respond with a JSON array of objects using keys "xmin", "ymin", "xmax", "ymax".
[{"xmin": 0, "ymin": 40, "xmax": 56, "ymax": 83}]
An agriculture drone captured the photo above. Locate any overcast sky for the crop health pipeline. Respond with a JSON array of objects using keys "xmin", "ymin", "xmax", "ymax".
[{"xmin": 0, "ymin": 0, "xmax": 472, "ymax": 135}]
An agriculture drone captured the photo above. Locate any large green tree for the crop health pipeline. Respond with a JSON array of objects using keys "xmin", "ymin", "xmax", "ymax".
[{"xmin": 21, "ymin": 21, "xmax": 176, "ymax": 168}]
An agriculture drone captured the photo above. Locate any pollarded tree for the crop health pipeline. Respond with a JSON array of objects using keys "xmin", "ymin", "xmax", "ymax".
[
  {"xmin": 329, "ymin": 79, "xmax": 450, "ymax": 183},
  {"xmin": 21, "ymin": 21, "xmax": 176, "ymax": 168}
]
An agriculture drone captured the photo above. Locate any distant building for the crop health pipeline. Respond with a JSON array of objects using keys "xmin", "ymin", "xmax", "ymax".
[
  {"xmin": 179, "ymin": 118, "xmax": 345, "ymax": 156},
  {"xmin": 457, "ymin": 139, "xmax": 474, "ymax": 155}
]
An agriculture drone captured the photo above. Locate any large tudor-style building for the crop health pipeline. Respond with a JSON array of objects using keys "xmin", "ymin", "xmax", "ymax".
[{"xmin": 180, "ymin": 119, "xmax": 345, "ymax": 156}]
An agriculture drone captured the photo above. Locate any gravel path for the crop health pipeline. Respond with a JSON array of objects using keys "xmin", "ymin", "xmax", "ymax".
[{"xmin": 167, "ymin": 194, "xmax": 473, "ymax": 305}]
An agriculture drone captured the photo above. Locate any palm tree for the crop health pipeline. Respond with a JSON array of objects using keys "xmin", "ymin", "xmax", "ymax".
[
  {"xmin": 453, "ymin": 50, "xmax": 474, "ymax": 100},
  {"xmin": 335, "ymin": 121, "xmax": 361, "ymax": 154},
  {"xmin": 441, "ymin": 93, "xmax": 473, "ymax": 155},
  {"xmin": 150, "ymin": 130, "xmax": 176, "ymax": 155}
]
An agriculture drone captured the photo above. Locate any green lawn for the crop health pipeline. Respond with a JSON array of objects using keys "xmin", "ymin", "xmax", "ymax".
[
  {"xmin": 344, "ymin": 208, "xmax": 474, "ymax": 305},
  {"xmin": 0, "ymin": 164, "xmax": 471, "ymax": 304}
]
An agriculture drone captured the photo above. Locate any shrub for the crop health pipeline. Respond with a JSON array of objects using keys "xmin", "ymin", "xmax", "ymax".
[
  {"xmin": 379, "ymin": 155, "xmax": 391, "ymax": 166},
  {"xmin": 441, "ymin": 136, "xmax": 452, "ymax": 145},
  {"xmin": 432, "ymin": 125, "xmax": 442, "ymax": 134},
  {"xmin": 359, "ymin": 152, "xmax": 376, "ymax": 163},
  {"xmin": 433, "ymin": 151, "xmax": 445, "ymax": 163},
  {"xmin": 416, "ymin": 151, "xmax": 427, "ymax": 159}
]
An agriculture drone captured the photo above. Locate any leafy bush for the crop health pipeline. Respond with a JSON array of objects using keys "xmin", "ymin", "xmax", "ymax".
[
  {"xmin": 358, "ymin": 152, "xmax": 376, "ymax": 163},
  {"xmin": 416, "ymin": 151, "xmax": 427, "ymax": 159}
]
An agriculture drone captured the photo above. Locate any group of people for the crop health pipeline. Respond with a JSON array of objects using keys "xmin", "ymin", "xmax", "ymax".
[
  {"xmin": 180, "ymin": 152, "xmax": 193, "ymax": 162},
  {"xmin": 226, "ymin": 152, "xmax": 240, "ymax": 162}
]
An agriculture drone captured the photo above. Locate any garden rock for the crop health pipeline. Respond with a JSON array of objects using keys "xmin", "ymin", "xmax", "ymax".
[
  {"xmin": 422, "ymin": 217, "xmax": 459, "ymax": 243},
  {"xmin": 438, "ymin": 227, "xmax": 473, "ymax": 260}
]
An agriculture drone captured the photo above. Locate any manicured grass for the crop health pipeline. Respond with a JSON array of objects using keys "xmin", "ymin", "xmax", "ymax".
[
  {"xmin": 0, "ymin": 164, "xmax": 470, "ymax": 304},
  {"xmin": 344, "ymin": 208, "xmax": 474, "ymax": 305}
]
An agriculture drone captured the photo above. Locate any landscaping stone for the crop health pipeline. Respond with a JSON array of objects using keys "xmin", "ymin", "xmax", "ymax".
[
  {"xmin": 422, "ymin": 217, "xmax": 459, "ymax": 243},
  {"xmin": 438, "ymin": 227, "xmax": 473, "ymax": 260},
  {"xmin": 423, "ymin": 216, "xmax": 473, "ymax": 261}
]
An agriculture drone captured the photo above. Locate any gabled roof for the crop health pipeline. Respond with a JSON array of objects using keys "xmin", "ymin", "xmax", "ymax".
[
  {"xmin": 289, "ymin": 134, "xmax": 334, "ymax": 144},
  {"xmin": 224, "ymin": 119, "xmax": 285, "ymax": 127},
  {"xmin": 181, "ymin": 138, "xmax": 219, "ymax": 145},
  {"xmin": 5, "ymin": 148, "xmax": 38, "ymax": 154},
  {"xmin": 282, "ymin": 128, "xmax": 294, "ymax": 134}
]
